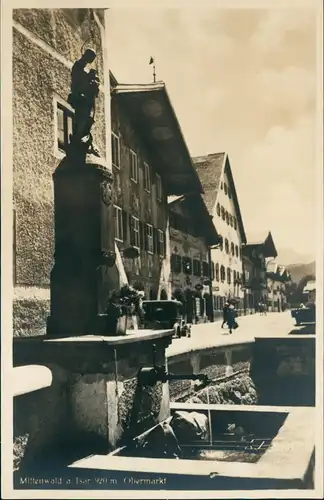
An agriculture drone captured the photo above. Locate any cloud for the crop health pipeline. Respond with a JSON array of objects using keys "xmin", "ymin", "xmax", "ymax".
[
  {"xmin": 249, "ymin": 9, "xmax": 315, "ymax": 53},
  {"xmin": 106, "ymin": 8, "xmax": 317, "ymax": 256},
  {"xmin": 255, "ymin": 66, "xmax": 316, "ymax": 114}
]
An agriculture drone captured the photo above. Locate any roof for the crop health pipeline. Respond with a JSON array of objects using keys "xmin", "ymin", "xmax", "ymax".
[
  {"xmin": 244, "ymin": 231, "xmax": 278, "ymax": 258},
  {"xmin": 192, "ymin": 153, "xmax": 225, "ymax": 212},
  {"xmin": 113, "ymin": 82, "xmax": 203, "ymax": 196},
  {"xmin": 168, "ymin": 193, "xmax": 221, "ymax": 246},
  {"xmin": 192, "ymin": 153, "xmax": 247, "ymax": 244}
]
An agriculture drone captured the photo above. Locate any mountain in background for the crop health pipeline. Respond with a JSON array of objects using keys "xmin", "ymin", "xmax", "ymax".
[
  {"xmin": 276, "ymin": 248, "xmax": 315, "ymax": 266},
  {"xmin": 286, "ymin": 261, "xmax": 316, "ymax": 284}
]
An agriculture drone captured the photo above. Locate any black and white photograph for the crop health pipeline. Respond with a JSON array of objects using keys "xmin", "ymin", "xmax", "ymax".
[{"xmin": 1, "ymin": 0, "xmax": 323, "ymax": 498}]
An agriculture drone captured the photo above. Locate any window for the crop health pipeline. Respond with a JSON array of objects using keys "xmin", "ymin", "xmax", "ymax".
[
  {"xmin": 144, "ymin": 163, "xmax": 151, "ymax": 192},
  {"xmin": 229, "ymin": 215, "xmax": 233, "ymax": 227},
  {"xmin": 202, "ymin": 261, "xmax": 209, "ymax": 277},
  {"xmin": 235, "ymin": 245, "xmax": 239, "ymax": 257},
  {"xmin": 158, "ymin": 229, "xmax": 165, "ymax": 256},
  {"xmin": 216, "ymin": 203, "xmax": 221, "ymax": 216},
  {"xmin": 227, "ymin": 267, "xmax": 231, "ymax": 284},
  {"xmin": 145, "ymin": 224, "xmax": 154, "ymax": 253},
  {"xmin": 130, "ymin": 150, "xmax": 138, "ymax": 182},
  {"xmin": 233, "ymin": 217, "xmax": 237, "ymax": 230},
  {"xmin": 224, "ymin": 183, "xmax": 228, "ymax": 195},
  {"xmin": 239, "ymin": 247, "xmax": 242, "ymax": 260},
  {"xmin": 111, "ymin": 132, "xmax": 120, "ymax": 168},
  {"xmin": 225, "ymin": 238, "xmax": 229, "ymax": 253},
  {"xmin": 211, "ymin": 262, "xmax": 215, "ymax": 280},
  {"xmin": 193, "ymin": 259, "xmax": 201, "ymax": 277},
  {"xmin": 215, "ymin": 263, "xmax": 220, "ymax": 281},
  {"xmin": 226, "ymin": 211, "xmax": 229, "ymax": 225},
  {"xmin": 233, "ymin": 270, "xmax": 236, "ymax": 283},
  {"xmin": 182, "ymin": 257, "xmax": 192, "ymax": 275},
  {"xmin": 114, "ymin": 206, "xmax": 123, "ymax": 241},
  {"xmin": 56, "ymin": 102, "xmax": 74, "ymax": 152},
  {"xmin": 231, "ymin": 242, "xmax": 235, "ymax": 256},
  {"xmin": 130, "ymin": 216, "xmax": 140, "ymax": 248},
  {"xmin": 221, "ymin": 206, "xmax": 225, "ymax": 220},
  {"xmin": 171, "ymin": 253, "xmax": 182, "ymax": 273},
  {"xmin": 220, "ymin": 265, "xmax": 226, "ymax": 282},
  {"xmin": 219, "ymin": 236, "xmax": 224, "ymax": 251},
  {"xmin": 156, "ymin": 174, "xmax": 162, "ymax": 200}
]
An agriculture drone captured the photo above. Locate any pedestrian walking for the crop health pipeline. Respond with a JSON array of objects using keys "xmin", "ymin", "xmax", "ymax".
[
  {"xmin": 227, "ymin": 304, "xmax": 238, "ymax": 334},
  {"xmin": 259, "ymin": 302, "xmax": 266, "ymax": 316},
  {"xmin": 221, "ymin": 301, "xmax": 230, "ymax": 329}
]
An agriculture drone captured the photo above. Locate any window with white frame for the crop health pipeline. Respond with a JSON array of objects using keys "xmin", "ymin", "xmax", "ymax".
[
  {"xmin": 131, "ymin": 216, "xmax": 140, "ymax": 248},
  {"xmin": 114, "ymin": 206, "xmax": 123, "ymax": 241},
  {"xmin": 144, "ymin": 163, "xmax": 151, "ymax": 192},
  {"xmin": 158, "ymin": 229, "xmax": 165, "ymax": 256},
  {"xmin": 111, "ymin": 132, "xmax": 120, "ymax": 168},
  {"xmin": 130, "ymin": 150, "xmax": 138, "ymax": 182},
  {"xmin": 56, "ymin": 101, "xmax": 74, "ymax": 152},
  {"xmin": 156, "ymin": 173, "xmax": 162, "ymax": 200}
]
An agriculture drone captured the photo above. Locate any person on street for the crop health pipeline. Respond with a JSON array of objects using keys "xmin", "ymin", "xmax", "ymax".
[
  {"xmin": 221, "ymin": 301, "xmax": 230, "ymax": 328},
  {"xmin": 227, "ymin": 304, "xmax": 237, "ymax": 334}
]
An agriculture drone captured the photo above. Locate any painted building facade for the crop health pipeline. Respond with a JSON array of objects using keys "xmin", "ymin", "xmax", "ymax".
[
  {"xmin": 266, "ymin": 262, "xmax": 291, "ymax": 312},
  {"xmin": 193, "ymin": 153, "xmax": 247, "ymax": 318},
  {"xmin": 110, "ymin": 83, "xmax": 202, "ymax": 300},
  {"xmin": 242, "ymin": 232, "xmax": 278, "ymax": 309},
  {"xmin": 168, "ymin": 194, "xmax": 221, "ymax": 323}
]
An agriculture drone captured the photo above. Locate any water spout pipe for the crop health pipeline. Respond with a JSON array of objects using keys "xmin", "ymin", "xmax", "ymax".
[{"xmin": 138, "ymin": 366, "xmax": 209, "ymax": 387}]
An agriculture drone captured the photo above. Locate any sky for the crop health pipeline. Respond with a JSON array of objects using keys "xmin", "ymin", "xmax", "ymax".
[{"xmin": 106, "ymin": 7, "xmax": 319, "ymax": 260}]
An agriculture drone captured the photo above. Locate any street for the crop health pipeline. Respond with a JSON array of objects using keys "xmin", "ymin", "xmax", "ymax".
[{"xmin": 167, "ymin": 311, "xmax": 309, "ymax": 358}]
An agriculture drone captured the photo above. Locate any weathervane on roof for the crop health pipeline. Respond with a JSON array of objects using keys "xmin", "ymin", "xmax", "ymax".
[{"xmin": 149, "ymin": 56, "xmax": 156, "ymax": 83}]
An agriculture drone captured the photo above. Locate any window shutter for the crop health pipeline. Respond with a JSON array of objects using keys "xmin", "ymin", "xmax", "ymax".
[
  {"xmin": 163, "ymin": 232, "xmax": 166, "ymax": 256},
  {"xmin": 153, "ymin": 228, "xmax": 158, "ymax": 254},
  {"xmin": 122, "ymin": 210, "xmax": 127, "ymax": 242},
  {"xmin": 144, "ymin": 224, "xmax": 148, "ymax": 251},
  {"xmin": 129, "ymin": 215, "xmax": 135, "ymax": 246},
  {"xmin": 139, "ymin": 221, "xmax": 145, "ymax": 249}
]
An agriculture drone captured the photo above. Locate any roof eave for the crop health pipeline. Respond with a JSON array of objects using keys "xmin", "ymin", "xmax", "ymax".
[{"xmin": 112, "ymin": 83, "xmax": 204, "ymax": 196}]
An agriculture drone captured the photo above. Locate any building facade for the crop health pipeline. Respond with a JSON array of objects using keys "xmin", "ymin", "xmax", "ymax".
[
  {"xmin": 242, "ymin": 232, "xmax": 278, "ymax": 309},
  {"xmin": 168, "ymin": 194, "xmax": 221, "ymax": 323},
  {"xmin": 109, "ymin": 82, "xmax": 202, "ymax": 300},
  {"xmin": 242, "ymin": 255, "xmax": 255, "ymax": 313},
  {"xmin": 266, "ymin": 262, "xmax": 291, "ymax": 312},
  {"xmin": 12, "ymin": 8, "xmax": 203, "ymax": 336},
  {"xmin": 193, "ymin": 153, "xmax": 247, "ymax": 318}
]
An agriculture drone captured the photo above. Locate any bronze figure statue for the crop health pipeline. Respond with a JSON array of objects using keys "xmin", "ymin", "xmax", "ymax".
[{"xmin": 68, "ymin": 48, "xmax": 100, "ymax": 157}]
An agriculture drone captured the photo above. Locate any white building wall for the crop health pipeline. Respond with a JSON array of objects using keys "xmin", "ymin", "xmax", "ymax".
[{"xmin": 210, "ymin": 170, "xmax": 244, "ymax": 308}]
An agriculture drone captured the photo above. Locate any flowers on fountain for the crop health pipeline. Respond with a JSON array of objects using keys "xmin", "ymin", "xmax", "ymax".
[{"xmin": 106, "ymin": 284, "xmax": 144, "ymax": 319}]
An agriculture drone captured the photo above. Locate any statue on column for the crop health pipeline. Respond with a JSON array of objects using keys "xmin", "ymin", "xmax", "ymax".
[{"xmin": 67, "ymin": 48, "xmax": 101, "ymax": 157}]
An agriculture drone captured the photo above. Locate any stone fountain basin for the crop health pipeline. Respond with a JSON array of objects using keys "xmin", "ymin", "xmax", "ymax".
[{"xmin": 69, "ymin": 404, "xmax": 315, "ymax": 490}]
